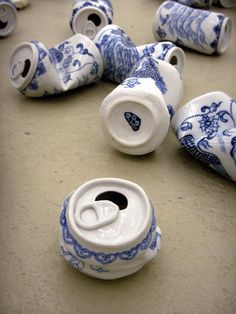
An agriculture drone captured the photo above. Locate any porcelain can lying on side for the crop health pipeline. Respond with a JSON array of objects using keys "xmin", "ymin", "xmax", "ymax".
[
  {"xmin": 213, "ymin": 0, "xmax": 236, "ymax": 7},
  {"xmin": 8, "ymin": 33, "xmax": 103, "ymax": 97},
  {"xmin": 59, "ymin": 178, "xmax": 162, "ymax": 280},
  {"xmin": 70, "ymin": 0, "xmax": 113, "ymax": 39},
  {"xmin": 100, "ymin": 57, "xmax": 183, "ymax": 155},
  {"xmin": 93, "ymin": 24, "xmax": 186, "ymax": 82},
  {"xmin": 153, "ymin": 0, "xmax": 232, "ymax": 54},
  {"xmin": 0, "ymin": 0, "xmax": 17, "ymax": 37},
  {"xmin": 172, "ymin": 91, "xmax": 236, "ymax": 181},
  {"xmin": 169, "ymin": 0, "xmax": 213, "ymax": 7}
]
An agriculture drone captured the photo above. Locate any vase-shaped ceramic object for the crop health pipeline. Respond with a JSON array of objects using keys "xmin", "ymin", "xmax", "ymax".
[
  {"xmin": 60, "ymin": 178, "xmax": 162, "ymax": 280},
  {"xmin": 0, "ymin": 0, "xmax": 17, "ymax": 37},
  {"xmin": 8, "ymin": 34, "xmax": 103, "ymax": 97},
  {"xmin": 172, "ymin": 91, "xmax": 236, "ymax": 181},
  {"xmin": 100, "ymin": 57, "xmax": 183, "ymax": 155},
  {"xmin": 169, "ymin": 0, "xmax": 213, "ymax": 7},
  {"xmin": 153, "ymin": 0, "xmax": 232, "ymax": 54},
  {"xmin": 213, "ymin": 0, "xmax": 236, "ymax": 7},
  {"xmin": 94, "ymin": 24, "xmax": 186, "ymax": 83},
  {"xmin": 70, "ymin": 0, "xmax": 113, "ymax": 39}
]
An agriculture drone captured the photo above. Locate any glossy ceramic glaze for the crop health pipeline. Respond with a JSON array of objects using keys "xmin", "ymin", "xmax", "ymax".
[
  {"xmin": 100, "ymin": 57, "xmax": 183, "ymax": 155},
  {"xmin": 94, "ymin": 24, "xmax": 186, "ymax": 83},
  {"xmin": 70, "ymin": 0, "xmax": 113, "ymax": 39},
  {"xmin": 169, "ymin": 0, "xmax": 213, "ymax": 7},
  {"xmin": 0, "ymin": 0, "xmax": 17, "ymax": 37},
  {"xmin": 153, "ymin": 0, "xmax": 232, "ymax": 54},
  {"xmin": 59, "ymin": 178, "xmax": 161, "ymax": 280},
  {"xmin": 172, "ymin": 91, "xmax": 236, "ymax": 181},
  {"xmin": 8, "ymin": 33, "xmax": 103, "ymax": 97},
  {"xmin": 12, "ymin": 0, "xmax": 29, "ymax": 9}
]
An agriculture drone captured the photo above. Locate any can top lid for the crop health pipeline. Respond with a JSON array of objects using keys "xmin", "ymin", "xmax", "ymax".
[
  {"xmin": 0, "ymin": 1, "xmax": 17, "ymax": 37},
  {"xmin": 8, "ymin": 42, "xmax": 39, "ymax": 90},
  {"xmin": 67, "ymin": 178, "xmax": 153, "ymax": 250}
]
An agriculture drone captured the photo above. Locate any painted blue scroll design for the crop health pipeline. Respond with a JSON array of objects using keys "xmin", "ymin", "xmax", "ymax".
[{"xmin": 60, "ymin": 195, "xmax": 159, "ymax": 265}]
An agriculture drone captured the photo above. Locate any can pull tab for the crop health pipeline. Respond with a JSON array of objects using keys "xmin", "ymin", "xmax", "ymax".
[
  {"xmin": 0, "ymin": 7, "xmax": 7, "ymax": 20},
  {"xmin": 10, "ymin": 59, "xmax": 25, "ymax": 79},
  {"xmin": 75, "ymin": 200, "xmax": 119, "ymax": 230},
  {"xmin": 84, "ymin": 20, "xmax": 96, "ymax": 39}
]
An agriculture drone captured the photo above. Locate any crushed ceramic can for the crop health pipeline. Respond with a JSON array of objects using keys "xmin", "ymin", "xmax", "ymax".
[
  {"xmin": 8, "ymin": 33, "xmax": 104, "ymax": 97},
  {"xmin": 100, "ymin": 57, "xmax": 183, "ymax": 155},
  {"xmin": 60, "ymin": 178, "xmax": 162, "ymax": 280},
  {"xmin": 70, "ymin": 0, "xmax": 113, "ymax": 39},
  {"xmin": 94, "ymin": 24, "xmax": 186, "ymax": 83},
  {"xmin": 172, "ymin": 91, "xmax": 236, "ymax": 181},
  {"xmin": 0, "ymin": 0, "xmax": 17, "ymax": 37},
  {"xmin": 153, "ymin": 0, "xmax": 232, "ymax": 54},
  {"xmin": 169, "ymin": 0, "xmax": 213, "ymax": 7},
  {"xmin": 213, "ymin": 0, "xmax": 236, "ymax": 8}
]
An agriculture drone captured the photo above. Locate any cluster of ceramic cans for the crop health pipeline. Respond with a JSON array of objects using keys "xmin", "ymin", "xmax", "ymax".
[{"xmin": 3, "ymin": 0, "xmax": 236, "ymax": 279}]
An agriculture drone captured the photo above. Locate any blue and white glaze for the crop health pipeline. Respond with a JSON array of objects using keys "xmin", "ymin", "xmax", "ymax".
[
  {"xmin": 153, "ymin": 0, "xmax": 232, "ymax": 54},
  {"xmin": 9, "ymin": 34, "xmax": 103, "ymax": 97},
  {"xmin": 0, "ymin": 0, "xmax": 17, "ymax": 37},
  {"xmin": 94, "ymin": 25, "xmax": 186, "ymax": 83},
  {"xmin": 170, "ymin": 0, "xmax": 212, "ymax": 7},
  {"xmin": 100, "ymin": 57, "xmax": 183, "ymax": 155},
  {"xmin": 172, "ymin": 91, "xmax": 236, "ymax": 181},
  {"xmin": 59, "ymin": 178, "xmax": 162, "ymax": 279},
  {"xmin": 70, "ymin": 0, "xmax": 113, "ymax": 39}
]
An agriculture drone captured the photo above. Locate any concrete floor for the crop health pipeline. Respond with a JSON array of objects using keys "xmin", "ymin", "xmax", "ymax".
[{"xmin": 0, "ymin": 0, "xmax": 235, "ymax": 313}]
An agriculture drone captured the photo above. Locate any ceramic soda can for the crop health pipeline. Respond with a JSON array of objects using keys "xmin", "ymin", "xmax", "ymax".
[
  {"xmin": 100, "ymin": 57, "xmax": 183, "ymax": 155},
  {"xmin": 153, "ymin": 1, "xmax": 232, "ymax": 54},
  {"xmin": 0, "ymin": 0, "xmax": 17, "ymax": 37},
  {"xmin": 169, "ymin": 0, "xmax": 213, "ymax": 7},
  {"xmin": 8, "ymin": 33, "xmax": 103, "ymax": 97},
  {"xmin": 172, "ymin": 91, "xmax": 236, "ymax": 181},
  {"xmin": 213, "ymin": 0, "xmax": 236, "ymax": 7},
  {"xmin": 12, "ymin": 0, "xmax": 29, "ymax": 9},
  {"xmin": 70, "ymin": 0, "xmax": 113, "ymax": 39},
  {"xmin": 59, "ymin": 178, "xmax": 162, "ymax": 280},
  {"xmin": 94, "ymin": 24, "xmax": 186, "ymax": 83}
]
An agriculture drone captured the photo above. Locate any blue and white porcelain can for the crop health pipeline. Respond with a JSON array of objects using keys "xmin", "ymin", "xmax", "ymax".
[
  {"xmin": 169, "ymin": 0, "xmax": 213, "ymax": 7},
  {"xmin": 60, "ymin": 178, "xmax": 161, "ymax": 280},
  {"xmin": 70, "ymin": 0, "xmax": 113, "ymax": 39},
  {"xmin": 213, "ymin": 0, "xmax": 236, "ymax": 7},
  {"xmin": 8, "ymin": 34, "xmax": 104, "ymax": 97},
  {"xmin": 153, "ymin": 1, "xmax": 232, "ymax": 54},
  {"xmin": 94, "ymin": 24, "xmax": 186, "ymax": 83},
  {"xmin": 172, "ymin": 91, "xmax": 236, "ymax": 181},
  {"xmin": 0, "ymin": 0, "xmax": 17, "ymax": 37},
  {"xmin": 100, "ymin": 57, "xmax": 183, "ymax": 155}
]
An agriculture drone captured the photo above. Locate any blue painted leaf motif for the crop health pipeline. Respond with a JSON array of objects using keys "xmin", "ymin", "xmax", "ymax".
[
  {"xmin": 58, "ymin": 41, "xmax": 70, "ymax": 50},
  {"xmin": 181, "ymin": 121, "xmax": 193, "ymax": 131},
  {"xmin": 61, "ymin": 246, "xmax": 84, "ymax": 270},
  {"xmin": 230, "ymin": 137, "xmax": 236, "ymax": 165},
  {"xmin": 90, "ymin": 61, "xmax": 99, "ymax": 75},
  {"xmin": 198, "ymin": 138, "xmax": 212, "ymax": 150},
  {"xmin": 124, "ymin": 112, "xmax": 141, "ymax": 131},
  {"xmin": 48, "ymin": 48, "xmax": 64, "ymax": 64},
  {"xmin": 90, "ymin": 265, "xmax": 109, "ymax": 273},
  {"xmin": 121, "ymin": 78, "xmax": 140, "ymax": 89}
]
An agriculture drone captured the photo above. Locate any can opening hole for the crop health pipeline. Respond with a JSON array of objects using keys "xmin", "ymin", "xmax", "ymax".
[
  {"xmin": 170, "ymin": 55, "xmax": 178, "ymax": 66},
  {"xmin": 21, "ymin": 59, "xmax": 31, "ymax": 78},
  {"xmin": 88, "ymin": 13, "xmax": 101, "ymax": 27},
  {"xmin": 0, "ymin": 19, "xmax": 8, "ymax": 29},
  {"xmin": 95, "ymin": 191, "xmax": 128, "ymax": 210}
]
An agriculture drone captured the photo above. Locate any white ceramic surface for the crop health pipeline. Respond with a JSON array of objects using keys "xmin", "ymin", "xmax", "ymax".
[
  {"xmin": 8, "ymin": 34, "xmax": 103, "ymax": 97},
  {"xmin": 0, "ymin": 0, "xmax": 17, "ymax": 37},
  {"xmin": 213, "ymin": 0, "xmax": 236, "ymax": 7},
  {"xmin": 60, "ymin": 178, "xmax": 161, "ymax": 280},
  {"xmin": 70, "ymin": 0, "xmax": 113, "ymax": 39},
  {"xmin": 153, "ymin": 0, "xmax": 232, "ymax": 54},
  {"xmin": 169, "ymin": 0, "xmax": 213, "ymax": 7},
  {"xmin": 172, "ymin": 91, "xmax": 236, "ymax": 181},
  {"xmin": 100, "ymin": 57, "xmax": 183, "ymax": 155},
  {"xmin": 12, "ymin": 0, "xmax": 29, "ymax": 9}
]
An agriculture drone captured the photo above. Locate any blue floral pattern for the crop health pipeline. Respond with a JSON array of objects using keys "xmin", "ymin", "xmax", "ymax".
[
  {"xmin": 177, "ymin": 98, "xmax": 236, "ymax": 180},
  {"xmin": 170, "ymin": 0, "xmax": 212, "ymax": 7},
  {"xmin": 155, "ymin": 1, "xmax": 225, "ymax": 54},
  {"xmin": 124, "ymin": 112, "xmax": 141, "ymax": 132},
  {"xmin": 20, "ymin": 37, "xmax": 102, "ymax": 97},
  {"xmin": 60, "ymin": 194, "xmax": 160, "ymax": 265}
]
